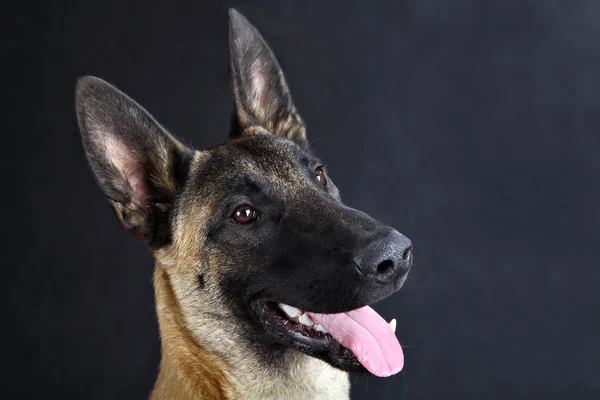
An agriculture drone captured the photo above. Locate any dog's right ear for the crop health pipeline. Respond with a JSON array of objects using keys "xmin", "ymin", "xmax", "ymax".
[{"xmin": 75, "ymin": 76, "xmax": 194, "ymax": 247}]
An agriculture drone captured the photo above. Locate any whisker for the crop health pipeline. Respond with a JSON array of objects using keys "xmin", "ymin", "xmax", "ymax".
[{"xmin": 307, "ymin": 136, "xmax": 328, "ymax": 148}]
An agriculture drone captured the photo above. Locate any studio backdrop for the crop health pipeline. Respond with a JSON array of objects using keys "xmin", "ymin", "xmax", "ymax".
[{"xmin": 2, "ymin": 1, "xmax": 598, "ymax": 399}]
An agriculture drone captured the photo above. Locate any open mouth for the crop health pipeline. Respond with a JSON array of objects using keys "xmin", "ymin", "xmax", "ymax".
[{"xmin": 254, "ymin": 300, "xmax": 403, "ymax": 377}]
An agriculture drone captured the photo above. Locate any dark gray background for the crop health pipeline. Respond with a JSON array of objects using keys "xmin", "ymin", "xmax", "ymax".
[{"xmin": 2, "ymin": 0, "xmax": 598, "ymax": 398}]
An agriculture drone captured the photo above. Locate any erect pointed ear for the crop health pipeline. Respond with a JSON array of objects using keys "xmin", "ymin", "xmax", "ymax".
[
  {"xmin": 75, "ymin": 76, "xmax": 194, "ymax": 248},
  {"xmin": 228, "ymin": 9, "xmax": 307, "ymax": 144}
]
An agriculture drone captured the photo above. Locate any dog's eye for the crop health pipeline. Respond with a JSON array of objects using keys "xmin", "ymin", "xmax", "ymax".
[
  {"xmin": 314, "ymin": 167, "xmax": 327, "ymax": 186},
  {"xmin": 231, "ymin": 206, "xmax": 259, "ymax": 224}
]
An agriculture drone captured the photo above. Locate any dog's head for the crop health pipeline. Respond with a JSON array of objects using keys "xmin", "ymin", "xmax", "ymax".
[{"xmin": 75, "ymin": 9, "xmax": 412, "ymax": 377}]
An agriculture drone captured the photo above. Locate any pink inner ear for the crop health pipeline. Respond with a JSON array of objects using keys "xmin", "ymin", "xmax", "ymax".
[{"xmin": 104, "ymin": 136, "xmax": 149, "ymax": 207}]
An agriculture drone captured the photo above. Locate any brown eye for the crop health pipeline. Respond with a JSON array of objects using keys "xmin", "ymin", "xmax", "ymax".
[
  {"xmin": 315, "ymin": 167, "xmax": 327, "ymax": 186},
  {"xmin": 231, "ymin": 206, "xmax": 258, "ymax": 224}
]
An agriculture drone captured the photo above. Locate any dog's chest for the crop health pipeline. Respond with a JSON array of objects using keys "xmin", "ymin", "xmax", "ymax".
[{"xmin": 232, "ymin": 356, "xmax": 350, "ymax": 400}]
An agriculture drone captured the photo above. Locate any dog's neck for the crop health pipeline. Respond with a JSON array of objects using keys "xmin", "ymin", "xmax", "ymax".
[{"xmin": 150, "ymin": 266, "xmax": 350, "ymax": 400}]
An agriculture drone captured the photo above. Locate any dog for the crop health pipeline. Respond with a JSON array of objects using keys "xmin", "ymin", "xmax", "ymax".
[{"xmin": 75, "ymin": 9, "xmax": 413, "ymax": 400}]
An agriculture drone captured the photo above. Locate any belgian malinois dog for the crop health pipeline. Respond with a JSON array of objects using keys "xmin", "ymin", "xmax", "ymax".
[{"xmin": 75, "ymin": 9, "xmax": 413, "ymax": 400}]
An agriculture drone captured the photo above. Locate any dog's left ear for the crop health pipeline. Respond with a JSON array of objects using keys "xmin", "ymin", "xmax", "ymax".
[{"xmin": 228, "ymin": 9, "xmax": 307, "ymax": 144}]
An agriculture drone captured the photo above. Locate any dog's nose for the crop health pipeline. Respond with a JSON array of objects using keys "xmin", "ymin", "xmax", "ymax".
[{"xmin": 356, "ymin": 230, "xmax": 413, "ymax": 284}]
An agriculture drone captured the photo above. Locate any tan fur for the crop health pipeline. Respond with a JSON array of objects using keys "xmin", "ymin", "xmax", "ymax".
[
  {"xmin": 240, "ymin": 114, "xmax": 306, "ymax": 143},
  {"xmin": 241, "ymin": 125, "xmax": 271, "ymax": 136},
  {"xmin": 151, "ymin": 266, "xmax": 236, "ymax": 400}
]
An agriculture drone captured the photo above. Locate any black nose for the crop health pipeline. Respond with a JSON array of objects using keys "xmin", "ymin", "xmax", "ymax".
[{"xmin": 356, "ymin": 230, "xmax": 413, "ymax": 284}]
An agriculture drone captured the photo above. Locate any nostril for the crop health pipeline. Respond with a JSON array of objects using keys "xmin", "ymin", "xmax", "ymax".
[
  {"xmin": 403, "ymin": 246, "xmax": 413, "ymax": 266},
  {"xmin": 376, "ymin": 260, "xmax": 395, "ymax": 276}
]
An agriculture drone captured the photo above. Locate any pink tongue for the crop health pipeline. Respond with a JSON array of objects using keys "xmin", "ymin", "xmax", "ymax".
[{"xmin": 307, "ymin": 306, "xmax": 403, "ymax": 377}]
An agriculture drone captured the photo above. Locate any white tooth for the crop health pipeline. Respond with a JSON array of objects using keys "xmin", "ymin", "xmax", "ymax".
[
  {"xmin": 389, "ymin": 318, "xmax": 397, "ymax": 333},
  {"xmin": 314, "ymin": 323, "xmax": 328, "ymax": 334},
  {"xmin": 279, "ymin": 303, "xmax": 302, "ymax": 318},
  {"xmin": 298, "ymin": 313, "xmax": 314, "ymax": 327}
]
